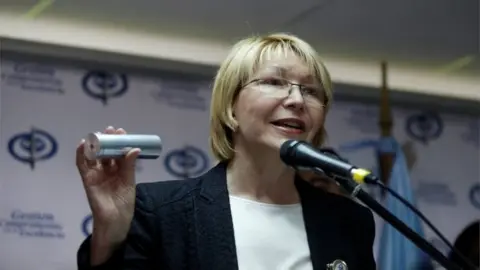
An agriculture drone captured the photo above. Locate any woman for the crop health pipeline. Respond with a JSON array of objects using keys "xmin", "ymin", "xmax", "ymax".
[{"xmin": 76, "ymin": 33, "xmax": 376, "ymax": 270}]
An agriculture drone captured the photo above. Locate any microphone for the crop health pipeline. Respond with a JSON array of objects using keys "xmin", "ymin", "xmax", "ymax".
[
  {"xmin": 280, "ymin": 139, "xmax": 465, "ymax": 270},
  {"xmin": 280, "ymin": 139, "xmax": 379, "ymax": 185}
]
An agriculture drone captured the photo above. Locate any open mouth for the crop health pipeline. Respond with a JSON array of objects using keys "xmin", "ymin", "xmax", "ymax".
[{"xmin": 271, "ymin": 119, "xmax": 306, "ymax": 132}]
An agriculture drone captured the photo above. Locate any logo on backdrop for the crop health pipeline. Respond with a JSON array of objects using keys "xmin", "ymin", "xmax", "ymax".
[
  {"xmin": 469, "ymin": 183, "xmax": 480, "ymax": 210},
  {"xmin": 7, "ymin": 127, "xmax": 58, "ymax": 169},
  {"xmin": 151, "ymin": 79, "xmax": 209, "ymax": 111},
  {"xmin": 82, "ymin": 71, "xmax": 128, "ymax": 105},
  {"xmin": 164, "ymin": 146, "xmax": 209, "ymax": 178},
  {"xmin": 0, "ymin": 210, "xmax": 65, "ymax": 239},
  {"xmin": 82, "ymin": 214, "xmax": 93, "ymax": 237},
  {"xmin": 415, "ymin": 180, "xmax": 457, "ymax": 206},
  {"xmin": 405, "ymin": 112, "xmax": 443, "ymax": 144},
  {"xmin": 1, "ymin": 62, "xmax": 64, "ymax": 94},
  {"xmin": 460, "ymin": 120, "xmax": 479, "ymax": 148}
]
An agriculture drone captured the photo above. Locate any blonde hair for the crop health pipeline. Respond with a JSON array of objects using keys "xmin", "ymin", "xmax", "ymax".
[{"xmin": 209, "ymin": 33, "xmax": 333, "ymax": 162}]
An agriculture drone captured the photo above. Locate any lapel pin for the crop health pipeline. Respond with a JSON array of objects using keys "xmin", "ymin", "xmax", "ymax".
[{"xmin": 326, "ymin": 259, "xmax": 348, "ymax": 270}]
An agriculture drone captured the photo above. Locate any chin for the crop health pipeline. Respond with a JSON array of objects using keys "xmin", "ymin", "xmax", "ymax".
[
  {"xmin": 266, "ymin": 136, "xmax": 298, "ymax": 151},
  {"xmin": 256, "ymin": 131, "xmax": 308, "ymax": 151}
]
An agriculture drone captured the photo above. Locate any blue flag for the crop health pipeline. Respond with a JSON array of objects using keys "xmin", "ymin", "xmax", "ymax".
[
  {"xmin": 377, "ymin": 137, "xmax": 433, "ymax": 270},
  {"xmin": 339, "ymin": 137, "xmax": 433, "ymax": 269}
]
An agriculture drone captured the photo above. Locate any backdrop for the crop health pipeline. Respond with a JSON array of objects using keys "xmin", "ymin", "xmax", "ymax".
[{"xmin": 0, "ymin": 56, "xmax": 478, "ymax": 270}]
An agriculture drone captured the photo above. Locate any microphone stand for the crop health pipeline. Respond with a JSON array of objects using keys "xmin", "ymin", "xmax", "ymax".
[{"xmin": 313, "ymin": 168, "xmax": 467, "ymax": 270}]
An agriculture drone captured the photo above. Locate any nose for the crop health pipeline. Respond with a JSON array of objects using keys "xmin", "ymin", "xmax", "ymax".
[{"xmin": 283, "ymin": 86, "xmax": 305, "ymax": 111}]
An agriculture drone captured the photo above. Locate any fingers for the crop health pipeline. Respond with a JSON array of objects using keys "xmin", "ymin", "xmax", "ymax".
[
  {"xmin": 117, "ymin": 148, "xmax": 139, "ymax": 168},
  {"xmin": 76, "ymin": 125, "xmax": 129, "ymax": 175},
  {"xmin": 76, "ymin": 139, "xmax": 97, "ymax": 174},
  {"xmin": 104, "ymin": 126, "xmax": 126, "ymax": 135},
  {"xmin": 75, "ymin": 139, "xmax": 87, "ymax": 173},
  {"xmin": 105, "ymin": 126, "xmax": 116, "ymax": 134},
  {"xmin": 116, "ymin": 128, "xmax": 126, "ymax": 135},
  {"xmin": 118, "ymin": 148, "xmax": 140, "ymax": 185},
  {"xmin": 125, "ymin": 148, "xmax": 141, "ymax": 167},
  {"xmin": 100, "ymin": 157, "xmax": 114, "ymax": 169}
]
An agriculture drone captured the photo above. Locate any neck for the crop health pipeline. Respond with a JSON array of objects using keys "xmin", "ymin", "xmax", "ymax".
[{"xmin": 226, "ymin": 142, "xmax": 299, "ymax": 205}]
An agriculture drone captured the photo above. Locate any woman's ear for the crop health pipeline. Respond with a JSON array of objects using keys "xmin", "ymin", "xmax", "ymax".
[{"xmin": 226, "ymin": 107, "xmax": 238, "ymax": 132}]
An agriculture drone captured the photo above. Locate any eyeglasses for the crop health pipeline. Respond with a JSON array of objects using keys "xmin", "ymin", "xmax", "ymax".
[{"xmin": 244, "ymin": 78, "xmax": 326, "ymax": 108}]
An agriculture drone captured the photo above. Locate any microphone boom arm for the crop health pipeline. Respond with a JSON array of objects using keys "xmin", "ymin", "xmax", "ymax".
[
  {"xmin": 312, "ymin": 168, "xmax": 465, "ymax": 270},
  {"xmin": 280, "ymin": 140, "xmax": 469, "ymax": 270}
]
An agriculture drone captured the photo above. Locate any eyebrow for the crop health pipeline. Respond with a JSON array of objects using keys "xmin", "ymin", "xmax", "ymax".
[{"xmin": 263, "ymin": 66, "xmax": 315, "ymax": 82}]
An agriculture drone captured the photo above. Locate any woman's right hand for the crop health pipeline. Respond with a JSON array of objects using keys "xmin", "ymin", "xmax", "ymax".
[{"xmin": 76, "ymin": 126, "xmax": 140, "ymax": 264}]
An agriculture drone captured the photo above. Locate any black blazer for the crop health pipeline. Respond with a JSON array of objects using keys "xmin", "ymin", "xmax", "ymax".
[{"xmin": 77, "ymin": 162, "xmax": 376, "ymax": 270}]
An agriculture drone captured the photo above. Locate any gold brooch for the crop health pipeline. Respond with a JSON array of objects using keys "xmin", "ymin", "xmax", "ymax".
[{"xmin": 326, "ymin": 259, "xmax": 348, "ymax": 270}]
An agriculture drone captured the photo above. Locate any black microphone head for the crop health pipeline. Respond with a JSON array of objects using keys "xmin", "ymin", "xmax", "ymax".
[
  {"xmin": 280, "ymin": 140, "xmax": 353, "ymax": 176},
  {"xmin": 279, "ymin": 139, "xmax": 300, "ymax": 166},
  {"xmin": 320, "ymin": 147, "xmax": 350, "ymax": 163}
]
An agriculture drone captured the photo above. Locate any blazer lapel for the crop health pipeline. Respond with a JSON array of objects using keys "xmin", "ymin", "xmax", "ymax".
[
  {"xmin": 193, "ymin": 162, "xmax": 238, "ymax": 270},
  {"xmin": 296, "ymin": 177, "xmax": 345, "ymax": 270},
  {"xmin": 191, "ymin": 164, "xmax": 350, "ymax": 270}
]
